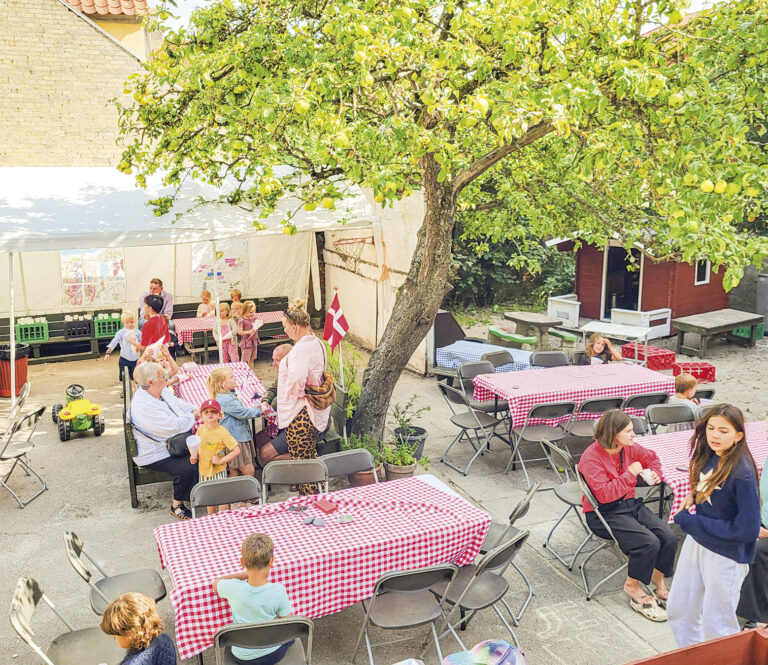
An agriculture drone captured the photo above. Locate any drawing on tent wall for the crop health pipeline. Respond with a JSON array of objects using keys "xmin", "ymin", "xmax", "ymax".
[
  {"xmin": 191, "ymin": 239, "xmax": 248, "ymax": 297},
  {"xmin": 60, "ymin": 249, "xmax": 126, "ymax": 307}
]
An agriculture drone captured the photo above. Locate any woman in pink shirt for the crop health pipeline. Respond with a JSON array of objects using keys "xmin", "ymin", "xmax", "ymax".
[{"xmin": 275, "ymin": 300, "xmax": 330, "ymax": 495}]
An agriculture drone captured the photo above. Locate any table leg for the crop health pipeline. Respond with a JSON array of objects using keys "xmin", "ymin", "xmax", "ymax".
[
  {"xmin": 750, "ymin": 324, "xmax": 760, "ymax": 348},
  {"xmin": 658, "ymin": 482, "xmax": 666, "ymax": 519},
  {"xmin": 676, "ymin": 330, "xmax": 684, "ymax": 355},
  {"xmin": 700, "ymin": 334, "xmax": 708, "ymax": 358}
]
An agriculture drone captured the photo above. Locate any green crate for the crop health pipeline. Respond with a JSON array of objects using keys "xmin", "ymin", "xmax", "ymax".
[
  {"xmin": 14, "ymin": 321, "xmax": 49, "ymax": 343},
  {"xmin": 732, "ymin": 322, "xmax": 765, "ymax": 339},
  {"xmin": 95, "ymin": 316, "xmax": 122, "ymax": 339}
]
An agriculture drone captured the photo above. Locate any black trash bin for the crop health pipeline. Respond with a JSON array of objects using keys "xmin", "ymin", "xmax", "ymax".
[{"xmin": 0, "ymin": 343, "xmax": 30, "ymax": 397}]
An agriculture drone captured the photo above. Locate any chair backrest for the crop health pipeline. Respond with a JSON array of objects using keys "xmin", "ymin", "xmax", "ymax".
[
  {"xmin": 481, "ymin": 350, "xmax": 514, "ymax": 369},
  {"xmin": 63, "ymin": 531, "xmax": 109, "ymax": 587},
  {"xmin": 475, "ymin": 529, "xmax": 530, "ymax": 575},
  {"xmin": 438, "ymin": 380, "xmax": 472, "ymax": 412},
  {"xmin": 508, "ymin": 481, "xmax": 541, "ymax": 525},
  {"xmin": 577, "ymin": 397, "xmax": 625, "ymax": 416},
  {"xmin": 376, "ymin": 563, "xmax": 457, "ymax": 596},
  {"xmin": 646, "ymin": 404, "xmax": 696, "ymax": 433},
  {"xmin": 434, "ymin": 311, "xmax": 467, "ymax": 351},
  {"xmin": 321, "ymin": 449, "xmax": 376, "ymax": 479},
  {"xmin": 530, "ymin": 351, "xmax": 569, "ymax": 367},
  {"xmin": 571, "ymin": 351, "xmax": 586, "ymax": 366},
  {"xmin": 17, "ymin": 382, "xmax": 31, "ymax": 409},
  {"xmin": 623, "ymin": 392, "xmax": 669, "ymax": 411},
  {"xmin": 575, "ymin": 469, "xmax": 622, "ymax": 547},
  {"xmin": 190, "ymin": 476, "xmax": 262, "ymax": 517},
  {"xmin": 527, "ymin": 401, "xmax": 576, "ymax": 422},
  {"xmin": 214, "ymin": 617, "xmax": 313, "ymax": 665},
  {"xmin": 457, "ymin": 361, "xmax": 494, "ymax": 392},
  {"xmin": 630, "ymin": 415, "xmax": 647, "ymax": 435},
  {"xmin": 539, "ymin": 439, "xmax": 576, "ymax": 482},
  {"xmin": 262, "ymin": 460, "xmax": 328, "ymax": 501},
  {"xmin": 1, "ymin": 406, "xmax": 46, "ymax": 457},
  {"xmin": 694, "ymin": 388, "xmax": 716, "ymax": 401}
]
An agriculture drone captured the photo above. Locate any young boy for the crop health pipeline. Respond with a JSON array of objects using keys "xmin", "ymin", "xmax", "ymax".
[
  {"xmin": 667, "ymin": 372, "xmax": 699, "ymax": 431},
  {"xmin": 214, "ymin": 533, "xmax": 294, "ymax": 665},
  {"xmin": 103, "ymin": 312, "xmax": 140, "ymax": 383}
]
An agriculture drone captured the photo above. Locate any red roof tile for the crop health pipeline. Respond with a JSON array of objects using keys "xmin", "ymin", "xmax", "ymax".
[{"xmin": 65, "ymin": 0, "xmax": 149, "ymax": 16}]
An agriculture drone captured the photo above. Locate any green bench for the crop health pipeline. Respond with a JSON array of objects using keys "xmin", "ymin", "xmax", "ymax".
[
  {"xmin": 547, "ymin": 328, "xmax": 579, "ymax": 350},
  {"xmin": 488, "ymin": 325, "xmax": 537, "ymax": 350}
]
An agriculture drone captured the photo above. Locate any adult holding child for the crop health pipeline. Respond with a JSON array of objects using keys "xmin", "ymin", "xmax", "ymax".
[
  {"xmin": 578, "ymin": 409, "xmax": 678, "ymax": 621},
  {"xmin": 130, "ymin": 361, "xmax": 198, "ymax": 520}
]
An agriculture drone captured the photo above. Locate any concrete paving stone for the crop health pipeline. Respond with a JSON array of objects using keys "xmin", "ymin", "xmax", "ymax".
[{"xmin": 596, "ymin": 592, "xmax": 676, "ymax": 643}]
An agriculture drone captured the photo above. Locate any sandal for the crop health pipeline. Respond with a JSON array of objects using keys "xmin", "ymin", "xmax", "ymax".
[
  {"xmin": 629, "ymin": 596, "xmax": 667, "ymax": 622},
  {"xmin": 170, "ymin": 504, "xmax": 192, "ymax": 520}
]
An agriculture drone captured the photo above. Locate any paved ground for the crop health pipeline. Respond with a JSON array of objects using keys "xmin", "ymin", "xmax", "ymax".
[{"xmin": 0, "ymin": 347, "xmax": 730, "ymax": 665}]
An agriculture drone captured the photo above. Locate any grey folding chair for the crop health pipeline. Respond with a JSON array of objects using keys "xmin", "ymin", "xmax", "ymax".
[
  {"xmin": 478, "ymin": 481, "xmax": 541, "ymax": 624},
  {"xmin": 575, "ymin": 469, "xmax": 630, "ymax": 600},
  {"xmin": 321, "ymin": 449, "xmax": 378, "ymax": 484},
  {"xmin": 646, "ymin": 404, "xmax": 696, "ymax": 434},
  {"xmin": 539, "ymin": 440, "xmax": 598, "ymax": 570},
  {"xmin": 481, "ymin": 350, "xmax": 515, "ymax": 370},
  {"xmin": 190, "ymin": 476, "xmax": 261, "ymax": 517},
  {"xmin": 261, "ymin": 459, "xmax": 329, "ymax": 502},
  {"xmin": 529, "ymin": 351, "xmax": 569, "ymax": 367},
  {"xmin": 457, "ymin": 361, "xmax": 509, "ymax": 418},
  {"xmin": 438, "ymin": 381, "xmax": 505, "ymax": 476},
  {"xmin": 694, "ymin": 387, "xmax": 716, "ymax": 402},
  {"xmin": 214, "ymin": 616, "xmax": 313, "ymax": 665},
  {"xmin": 592, "ymin": 414, "xmax": 647, "ymax": 436},
  {"xmin": 566, "ymin": 397, "xmax": 625, "ymax": 440},
  {"xmin": 9, "ymin": 577, "xmax": 128, "ymax": 665},
  {"xmin": 0, "ymin": 406, "xmax": 47, "ymax": 508},
  {"xmin": 352, "ymin": 563, "xmax": 465, "ymax": 665},
  {"xmin": 571, "ymin": 351, "xmax": 586, "ymax": 366},
  {"xmin": 63, "ymin": 531, "xmax": 167, "ymax": 615},
  {"xmin": 505, "ymin": 401, "xmax": 576, "ymax": 488},
  {"xmin": 8, "ymin": 382, "xmax": 31, "ymax": 422},
  {"xmin": 432, "ymin": 531, "xmax": 530, "ymax": 648},
  {"xmin": 622, "ymin": 392, "xmax": 669, "ymax": 430}
]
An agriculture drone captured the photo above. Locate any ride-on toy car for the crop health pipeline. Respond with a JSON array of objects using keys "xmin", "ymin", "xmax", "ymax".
[{"xmin": 52, "ymin": 384, "xmax": 104, "ymax": 441}]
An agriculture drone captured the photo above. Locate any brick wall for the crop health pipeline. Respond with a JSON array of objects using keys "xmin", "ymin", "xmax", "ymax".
[{"xmin": 0, "ymin": 0, "xmax": 141, "ymax": 165}]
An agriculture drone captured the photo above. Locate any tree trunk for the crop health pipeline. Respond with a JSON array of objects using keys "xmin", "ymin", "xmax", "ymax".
[{"xmin": 350, "ymin": 154, "xmax": 456, "ymax": 441}]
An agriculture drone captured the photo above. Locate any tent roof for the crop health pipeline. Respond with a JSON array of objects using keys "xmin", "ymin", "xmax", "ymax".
[{"xmin": 0, "ymin": 167, "xmax": 376, "ymax": 252}]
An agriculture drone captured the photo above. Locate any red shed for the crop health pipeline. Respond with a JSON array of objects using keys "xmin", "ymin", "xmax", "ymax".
[{"xmin": 552, "ymin": 241, "xmax": 729, "ymax": 322}]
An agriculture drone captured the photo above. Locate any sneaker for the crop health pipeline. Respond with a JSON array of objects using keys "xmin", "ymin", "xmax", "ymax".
[{"xmin": 170, "ymin": 504, "xmax": 192, "ymax": 520}]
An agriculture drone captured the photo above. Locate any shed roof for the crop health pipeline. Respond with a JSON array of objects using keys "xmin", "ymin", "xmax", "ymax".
[{"xmin": 64, "ymin": 0, "xmax": 149, "ymax": 16}]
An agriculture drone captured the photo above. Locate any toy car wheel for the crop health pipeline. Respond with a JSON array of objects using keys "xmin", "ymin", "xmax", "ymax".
[
  {"xmin": 58, "ymin": 419, "xmax": 71, "ymax": 442},
  {"xmin": 93, "ymin": 414, "xmax": 103, "ymax": 437},
  {"xmin": 52, "ymin": 403, "xmax": 62, "ymax": 423}
]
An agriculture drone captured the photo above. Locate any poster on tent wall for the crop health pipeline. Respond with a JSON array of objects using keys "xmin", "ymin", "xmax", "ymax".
[
  {"xmin": 190, "ymin": 239, "xmax": 248, "ymax": 298},
  {"xmin": 60, "ymin": 248, "xmax": 126, "ymax": 308}
]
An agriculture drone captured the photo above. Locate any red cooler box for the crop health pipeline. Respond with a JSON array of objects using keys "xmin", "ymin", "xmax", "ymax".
[
  {"xmin": 672, "ymin": 361, "xmax": 715, "ymax": 383},
  {"xmin": 622, "ymin": 343, "xmax": 676, "ymax": 371}
]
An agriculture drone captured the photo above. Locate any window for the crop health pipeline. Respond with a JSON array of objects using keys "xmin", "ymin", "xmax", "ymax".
[{"xmin": 694, "ymin": 259, "xmax": 711, "ymax": 286}]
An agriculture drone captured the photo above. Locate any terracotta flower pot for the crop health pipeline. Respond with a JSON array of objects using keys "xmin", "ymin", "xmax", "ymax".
[
  {"xmin": 348, "ymin": 463, "xmax": 384, "ymax": 487},
  {"xmin": 383, "ymin": 461, "xmax": 417, "ymax": 481}
]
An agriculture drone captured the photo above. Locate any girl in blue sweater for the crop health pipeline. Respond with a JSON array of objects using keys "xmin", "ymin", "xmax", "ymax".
[{"xmin": 667, "ymin": 404, "xmax": 761, "ymax": 646}]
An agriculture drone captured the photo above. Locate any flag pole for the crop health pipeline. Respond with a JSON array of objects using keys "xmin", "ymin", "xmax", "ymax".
[{"xmin": 334, "ymin": 287, "xmax": 348, "ymax": 445}]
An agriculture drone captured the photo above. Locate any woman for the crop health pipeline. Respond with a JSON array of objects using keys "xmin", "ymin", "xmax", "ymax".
[
  {"xmin": 578, "ymin": 333, "xmax": 622, "ymax": 365},
  {"xmin": 273, "ymin": 300, "xmax": 330, "ymax": 495},
  {"xmin": 578, "ymin": 409, "xmax": 678, "ymax": 621},
  {"xmin": 129, "ymin": 361, "xmax": 198, "ymax": 520},
  {"xmin": 668, "ymin": 404, "xmax": 760, "ymax": 646}
]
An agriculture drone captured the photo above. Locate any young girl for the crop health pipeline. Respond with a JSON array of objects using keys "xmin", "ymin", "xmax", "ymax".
[
  {"xmin": 238, "ymin": 300, "xmax": 263, "ymax": 369},
  {"xmin": 231, "ymin": 300, "xmax": 245, "ymax": 323},
  {"xmin": 213, "ymin": 302, "xmax": 240, "ymax": 363},
  {"xmin": 207, "ymin": 367, "xmax": 261, "ymax": 481},
  {"xmin": 196, "ymin": 289, "xmax": 216, "ymax": 317},
  {"xmin": 101, "ymin": 592, "xmax": 176, "ymax": 665},
  {"xmin": 579, "ymin": 333, "xmax": 622, "ymax": 365},
  {"xmin": 667, "ymin": 404, "xmax": 761, "ymax": 646}
]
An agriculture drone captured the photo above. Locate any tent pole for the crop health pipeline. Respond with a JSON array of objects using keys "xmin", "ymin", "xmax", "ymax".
[
  {"xmin": 9, "ymin": 252, "xmax": 16, "ymax": 408},
  {"xmin": 212, "ymin": 240, "xmax": 224, "ymax": 362}
]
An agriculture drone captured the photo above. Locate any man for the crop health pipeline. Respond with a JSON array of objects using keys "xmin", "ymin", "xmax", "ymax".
[{"xmin": 138, "ymin": 278, "xmax": 174, "ymax": 326}]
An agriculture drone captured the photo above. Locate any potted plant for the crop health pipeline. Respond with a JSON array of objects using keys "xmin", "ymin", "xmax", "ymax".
[
  {"xmin": 341, "ymin": 433, "xmax": 384, "ymax": 486},
  {"xmin": 391, "ymin": 394, "xmax": 431, "ymax": 459},
  {"xmin": 382, "ymin": 440, "xmax": 429, "ymax": 481}
]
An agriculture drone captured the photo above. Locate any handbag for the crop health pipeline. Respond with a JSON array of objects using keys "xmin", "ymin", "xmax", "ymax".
[
  {"xmin": 295, "ymin": 337, "xmax": 336, "ymax": 410},
  {"xmin": 129, "ymin": 398, "xmax": 194, "ymax": 458}
]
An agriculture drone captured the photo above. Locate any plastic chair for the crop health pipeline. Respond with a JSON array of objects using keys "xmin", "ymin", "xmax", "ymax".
[
  {"xmin": 63, "ymin": 531, "xmax": 167, "ymax": 615},
  {"xmin": 481, "ymin": 350, "xmax": 516, "ymax": 370},
  {"xmin": 571, "ymin": 351, "xmax": 586, "ymax": 366},
  {"xmin": 261, "ymin": 459, "xmax": 329, "ymax": 502},
  {"xmin": 566, "ymin": 397, "xmax": 625, "ymax": 439},
  {"xmin": 622, "ymin": 392, "xmax": 669, "ymax": 430},
  {"xmin": 646, "ymin": 404, "xmax": 696, "ymax": 434},
  {"xmin": 0, "ymin": 406, "xmax": 47, "ymax": 508},
  {"xmin": 214, "ymin": 616, "xmax": 313, "ymax": 665},
  {"xmin": 190, "ymin": 476, "xmax": 262, "ymax": 517},
  {"xmin": 529, "ymin": 351, "xmax": 569, "ymax": 367},
  {"xmin": 321, "ymin": 449, "xmax": 378, "ymax": 482},
  {"xmin": 438, "ymin": 381, "xmax": 505, "ymax": 476},
  {"xmin": 9, "ymin": 577, "xmax": 127, "ymax": 665},
  {"xmin": 431, "ymin": 531, "xmax": 530, "ymax": 648},
  {"xmin": 352, "ymin": 563, "xmax": 465, "ymax": 665},
  {"xmin": 457, "ymin": 361, "xmax": 509, "ymax": 417}
]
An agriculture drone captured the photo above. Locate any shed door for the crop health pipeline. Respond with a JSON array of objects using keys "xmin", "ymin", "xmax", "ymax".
[{"xmin": 603, "ymin": 247, "xmax": 641, "ymax": 318}]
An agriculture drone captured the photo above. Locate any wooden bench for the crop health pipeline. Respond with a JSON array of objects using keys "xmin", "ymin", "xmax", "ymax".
[
  {"xmin": 672, "ymin": 308, "xmax": 765, "ymax": 358},
  {"xmin": 122, "ymin": 373, "xmax": 174, "ymax": 508},
  {"xmin": 0, "ymin": 313, "xmax": 101, "ymax": 364}
]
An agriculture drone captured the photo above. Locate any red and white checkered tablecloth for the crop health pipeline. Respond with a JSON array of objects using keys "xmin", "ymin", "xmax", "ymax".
[
  {"xmin": 173, "ymin": 312, "xmax": 284, "ymax": 344},
  {"xmin": 635, "ymin": 421, "xmax": 767, "ymax": 522},
  {"xmin": 473, "ymin": 363, "xmax": 675, "ymax": 428},
  {"xmin": 155, "ymin": 476, "xmax": 491, "ymax": 659}
]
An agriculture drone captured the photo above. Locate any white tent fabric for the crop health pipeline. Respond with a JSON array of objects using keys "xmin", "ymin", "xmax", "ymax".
[{"xmin": 0, "ymin": 167, "xmax": 376, "ymax": 251}]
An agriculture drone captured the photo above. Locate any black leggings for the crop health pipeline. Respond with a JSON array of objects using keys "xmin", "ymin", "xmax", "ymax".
[
  {"xmin": 227, "ymin": 640, "xmax": 295, "ymax": 665},
  {"xmin": 143, "ymin": 455, "xmax": 197, "ymax": 502}
]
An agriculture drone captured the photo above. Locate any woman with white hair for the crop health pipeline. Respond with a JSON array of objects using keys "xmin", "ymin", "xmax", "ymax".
[{"xmin": 129, "ymin": 361, "xmax": 198, "ymax": 520}]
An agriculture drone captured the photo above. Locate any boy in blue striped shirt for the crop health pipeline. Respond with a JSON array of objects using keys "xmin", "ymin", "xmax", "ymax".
[{"xmin": 103, "ymin": 312, "xmax": 140, "ymax": 382}]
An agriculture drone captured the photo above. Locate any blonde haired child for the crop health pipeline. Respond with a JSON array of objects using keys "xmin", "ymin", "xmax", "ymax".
[
  {"xmin": 101, "ymin": 592, "xmax": 176, "ymax": 664},
  {"xmin": 213, "ymin": 302, "xmax": 240, "ymax": 363},
  {"xmin": 196, "ymin": 289, "xmax": 216, "ymax": 317},
  {"xmin": 103, "ymin": 311, "xmax": 140, "ymax": 382},
  {"xmin": 207, "ymin": 367, "xmax": 261, "ymax": 480},
  {"xmin": 230, "ymin": 289, "xmax": 243, "ymax": 304},
  {"xmin": 668, "ymin": 372, "xmax": 699, "ymax": 428},
  {"xmin": 238, "ymin": 300, "xmax": 263, "ymax": 369},
  {"xmin": 231, "ymin": 300, "xmax": 245, "ymax": 323}
]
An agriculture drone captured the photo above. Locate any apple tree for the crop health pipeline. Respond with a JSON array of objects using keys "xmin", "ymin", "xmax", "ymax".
[{"xmin": 118, "ymin": 0, "xmax": 768, "ymax": 439}]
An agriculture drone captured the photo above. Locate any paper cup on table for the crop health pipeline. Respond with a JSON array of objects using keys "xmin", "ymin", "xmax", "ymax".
[{"xmin": 186, "ymin": 435, "xmax": 201, "ymax": 456}]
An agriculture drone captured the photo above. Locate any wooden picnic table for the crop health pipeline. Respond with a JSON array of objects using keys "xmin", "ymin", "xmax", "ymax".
[
  {"xmin": 672, "ymin": 308, "xmax": 764, "ymax": 358},
  {"xmin": 504, "ymin": 311, "xmax": 563, "ymax": 349}
]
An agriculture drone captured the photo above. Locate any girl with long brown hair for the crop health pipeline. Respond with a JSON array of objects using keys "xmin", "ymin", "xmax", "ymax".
[{"xmin": 667, "ymin": 404, "xmax": 761, "ymax": 646}]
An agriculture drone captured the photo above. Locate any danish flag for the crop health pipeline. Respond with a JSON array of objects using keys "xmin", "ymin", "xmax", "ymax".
[{"xmin": 323, "ymin": 292, "xmax": 349, "ymax": 353}]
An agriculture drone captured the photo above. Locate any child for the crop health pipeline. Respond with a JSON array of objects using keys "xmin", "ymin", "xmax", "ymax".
[
  {"xmin": 213, "ymin": 302, "xmax": 240, "ymax": 364},
  {"xmin": 208, "ymin": 367, "xmax": 260, "ymax": 481},
  {"xmin": 667, "ymin": 373, "xmax": 699, "ymax": 430},
  {"xmin": 231, "ymin": 301, "xmax": 245, "ymax": 323},
  {"xmin": 197, "ymin": 289, "xmax": 216, "ymax": 317},
  {"xmin": 103, "ymin": 312, "xmax": 140, "ymax": 383},
  {"xmin": 230, "ymin": 289, "xmax": 243, "ymax": 305},
  {"xmin": 190, "ymin": 399, "xmax": 242, "ymax": 514},
  {"xmin": 667, "ymin": 404, "xmax": 761, "ymax": 646},
  {"xmin": 579, "ymin": 333, "xmax": 622, "ymax": 365},
  {"xmin": 238, "ymin": 301, "xmax": 263, "ymax": 369},
  {"xmin": 101, "ymin": 592, "xmax": 176, "ymax": 665},
  {"xmin": 213, "ymin": 533, "xmax": 294, "ymax": 665}
]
